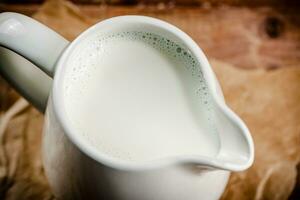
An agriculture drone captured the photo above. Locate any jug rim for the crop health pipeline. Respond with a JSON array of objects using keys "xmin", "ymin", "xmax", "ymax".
[{"xmin": 52, "ymin": 15, "xmax": 254, "ymax": 172}]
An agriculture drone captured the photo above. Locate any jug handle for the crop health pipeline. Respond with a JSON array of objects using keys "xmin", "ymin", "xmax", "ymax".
[{"xmin": 0, "ymin": 12, "xmax": 69, "ymax": 111}]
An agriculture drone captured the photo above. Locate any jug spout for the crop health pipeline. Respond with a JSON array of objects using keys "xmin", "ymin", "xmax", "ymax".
[{"xmin": 212, "ymin": 101, "xmax": 254, "ymax": 171}]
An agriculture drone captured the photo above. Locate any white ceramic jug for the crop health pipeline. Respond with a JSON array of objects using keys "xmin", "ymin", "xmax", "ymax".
[{"xmin": 0, "ymin": 12, "xmax": 254, "ymax": 200}]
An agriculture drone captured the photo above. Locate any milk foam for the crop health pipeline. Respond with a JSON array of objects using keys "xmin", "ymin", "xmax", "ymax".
[{"xmin": 64, "ymin": 31, "xmax": 220, "ymax": 162}]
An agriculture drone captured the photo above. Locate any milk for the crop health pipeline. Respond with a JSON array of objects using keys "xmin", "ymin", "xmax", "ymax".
[{"xmin": 64, "ymin": 31, "xmax": 220, "ymax": 162}]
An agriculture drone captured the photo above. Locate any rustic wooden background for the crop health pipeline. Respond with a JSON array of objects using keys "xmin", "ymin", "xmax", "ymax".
[
  {"xmin": 1, "ymin": 0, "xmax": 300, "ymax": 6},
  {"xmin": 0, "ymin": 0, "xmax": 299, "ymax": 199},
  {"xmin": 2, "ymin": 1, "xmax": 300, "ymax": 71}
]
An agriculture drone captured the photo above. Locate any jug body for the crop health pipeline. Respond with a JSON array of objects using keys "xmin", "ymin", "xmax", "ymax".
[{"xmin": 43, "ymin": 97, "xmax": 230, "ymax": 200}]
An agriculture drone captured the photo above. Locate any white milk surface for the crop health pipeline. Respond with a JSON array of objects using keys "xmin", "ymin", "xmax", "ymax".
[{"xmin": 64, "ymin": 31, "xmax": 220, "ymax": 162}]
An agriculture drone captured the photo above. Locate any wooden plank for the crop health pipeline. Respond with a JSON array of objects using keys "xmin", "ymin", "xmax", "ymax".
[
  {"xmin": 2, "ymin": 0, "xmax": 300, "ymax": 6},
  {"xmin": 1, "ymin": 4, "xmax": 300, "ymax": 69},
  {"xmin": 0, "ymin": 4, "xmax": 40, "ymax": 15}
]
